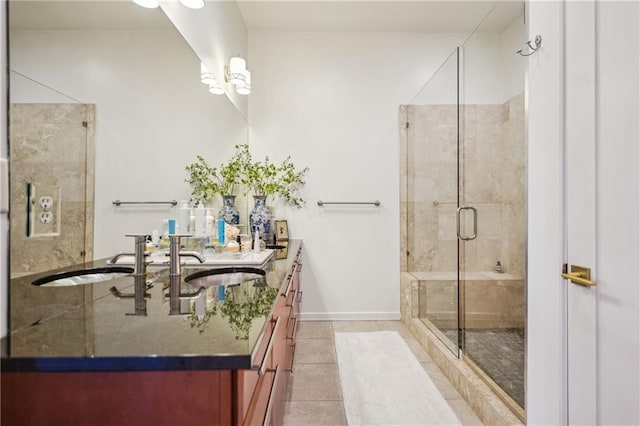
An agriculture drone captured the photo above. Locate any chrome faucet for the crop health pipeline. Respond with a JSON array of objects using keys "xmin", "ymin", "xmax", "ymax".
[
  {"xmin": 109, "ymin": 252, "xmax": 135, "ymax": 264},
  {"xmin": 168, "ymin": 234, "xmax": 205, "ymax": 315},
  {"xmin": 108, "ymin": 234, "xmax": 151, "ymax": 274},
  {"xmin": 109, "ymin": 234, "xmax": 152, "ymax": 316}
]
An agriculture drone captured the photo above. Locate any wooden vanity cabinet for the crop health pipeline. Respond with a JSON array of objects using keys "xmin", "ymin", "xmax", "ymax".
[
  {"xmin": 239, "ymin": 245, "xmax": 303, "ymax": 426},
  {"xmin": 1, "ymin": 245, "xmax": 304, "ymax": 426}
]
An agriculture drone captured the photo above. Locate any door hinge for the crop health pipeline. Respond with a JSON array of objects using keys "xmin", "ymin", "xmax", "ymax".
[{"xmin": 82, "ymin": 121, "xmax": 88, "ymax": 127}]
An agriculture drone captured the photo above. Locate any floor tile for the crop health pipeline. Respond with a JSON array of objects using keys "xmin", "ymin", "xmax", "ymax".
[
  {"xmin": 297, "ymin": 321, "xmax": 334, "ymax": 339},
  {"xmin": 294, "ymin": 338, "xmax": 337, "ymax": 364},
  {"xmin": 288, "ymin": 363, "xmax": 343, "ymax": 401},
  {"xmin": 332, "ymin": 320, "xmax": 380, "ymax": 333},
  {"xmin": 376, "ymin": 320, "xmax": 413, "ymax": 337},
  {"xmin": 403, "ymin": 336, "xmax": 433, "ymax": 362},
  {"xmin": 283, "ymin": 401, "xmax": 348, "ymax": 426},
  {"xmin": 421, "ymin": 362, "xmax": 462, "ymax": 400},
  {"xmin": 448, "ymin": 398, "xmax": 485, "ymax": 425}
]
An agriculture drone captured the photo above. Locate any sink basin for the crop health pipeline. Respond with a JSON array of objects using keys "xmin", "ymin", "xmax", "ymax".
[
  {"xmin": 31, "ymin": 267, "xmax": 134, "ymax": 287},
  {"xmin": 184, "ymin": 267, "xmax": 266, "ymax": 288}
]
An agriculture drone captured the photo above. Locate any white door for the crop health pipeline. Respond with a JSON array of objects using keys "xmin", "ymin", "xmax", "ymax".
[
  {"xmin": 527, "ymin": 1, "xmax": 640, "ymax": 424},
  {"xmin": 564, "ymin": 2, "xmax": 597, "ymax": 423},
  {"xmin": 564, "ymin": 1, "xmax": 639, "ymax": 425}
]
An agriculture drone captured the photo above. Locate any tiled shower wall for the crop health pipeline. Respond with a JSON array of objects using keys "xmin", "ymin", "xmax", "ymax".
[
  {"xmin": 10, "ymin": 103, "xmax": 95, "ymax": 277},
  {"xmin": 400, "ymin": 93, "xmax": 525, "ymax": 277}
]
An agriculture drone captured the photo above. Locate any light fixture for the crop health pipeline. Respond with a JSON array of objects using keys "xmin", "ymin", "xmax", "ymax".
[
  {"xmin": 208, "ymin": 83, "xmax": 225, "ymax": 95},
  {"xmin": 133, "ymin": 0, "xmax": 159, "ymax": 8},
  {"xmin": 200, "ymin": 62, "xmax": 215, "ymax": 85},
  {"xmin": 132, "ymin": 0, "xmax": 203, "ymax": 9},
  {"xmin": 200, "ymin": 62, "xmax": 224, "ymax": 95},
  {"xmin": 235, "ymin": 70, "xmax": 251, "ymax": 95},
  {"xmin": 225, "ymin": 56, "xmax": 252, "ymax": 95},
  {"xmin": 226, "ymin": 57, "xmax": 247, "ymax": 86},
  {"xmin": 179, "ymin": 0, "xmax": 205, "ymax": 9}
]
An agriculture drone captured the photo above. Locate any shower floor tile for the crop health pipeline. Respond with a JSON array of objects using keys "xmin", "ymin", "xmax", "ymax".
[{"xmin": 463, "ymin": 328, "xmax": 525, "ymax": 408}]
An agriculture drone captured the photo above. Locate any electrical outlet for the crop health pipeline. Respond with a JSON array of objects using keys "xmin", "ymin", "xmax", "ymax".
[
  {"xmin": 39, "ymin": 211, "xmax": 53, "ymax": 224},
  {"xmin": 27, "ymin": 183, "xmax": 61, "ymax": 237},
  {"xmin": 39, "ymin": 196, "xmax": 54, "ymax": 210}
]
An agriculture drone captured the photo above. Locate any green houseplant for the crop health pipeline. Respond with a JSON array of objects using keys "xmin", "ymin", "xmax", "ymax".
[
  {"xmin": 189, "ymin": 285, "xmax": 277, "ymax": 340},
  {"xmin": 242, "ymin": 154, "xmax": 310, "ymax": 208},
  {"xmin": 185, "ymin": 146, "xmax": 249, "ymax": 225},
  {"xmin": 185, "ymin": 155, "xmax": 242, "ymax": 206},
  {"xmin": 235, "ymin": 144, "xmax": 309, "ymax": 238}
]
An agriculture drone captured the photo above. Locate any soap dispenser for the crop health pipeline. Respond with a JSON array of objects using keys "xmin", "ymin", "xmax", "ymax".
[
  {"xmin": 194, "ymin": 203, "xmax": 206, "ymax": 238},
  {"xmin": 178, "ymin": 200, "xmax": 190, "ymax": 235},
  {"xmin": 495, "ymin": 261, "xmax": 504, "ymax": 273}
]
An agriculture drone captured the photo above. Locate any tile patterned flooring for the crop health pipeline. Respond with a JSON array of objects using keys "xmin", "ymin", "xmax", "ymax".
[
  {"xmin": 440, "ymin": 327, "xmax": 525, "ymax": 409},
  {"xmin": 284, "ymin": 321, "xmax": 484, "ymax": 425}
]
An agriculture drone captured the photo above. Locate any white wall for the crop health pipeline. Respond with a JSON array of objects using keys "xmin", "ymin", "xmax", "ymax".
[
  {"xmin": 526, "ymin": 1, "xmax": 566, "ymax": 423},
  {"xmin": 248, "ymin": 31, "xmax": 467, "ymax": 319},
  {"xmin": 411, "ymin": 14, "xmax": 526, "ymax": 106},
  {"xmin": 500, "ymin": 14, "xmax": 527, "ymax": 102},
  {"xmin": 11, "ymin": 28, "xmax": 247, "ymax": 258}
]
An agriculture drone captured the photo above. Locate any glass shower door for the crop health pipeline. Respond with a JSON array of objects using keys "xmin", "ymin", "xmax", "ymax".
[
  {"xmin": 458, "ymin": 1, "xmax": 527, "ymax": 414},
  {"xmin": 405, "ymin": 48, "xmax": 460, "ymax": 355}
]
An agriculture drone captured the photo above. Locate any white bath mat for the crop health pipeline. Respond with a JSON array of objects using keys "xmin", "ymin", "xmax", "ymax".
[{"xmin": 334, "ymin": 331, "xmax": 461, "ymax": 426}]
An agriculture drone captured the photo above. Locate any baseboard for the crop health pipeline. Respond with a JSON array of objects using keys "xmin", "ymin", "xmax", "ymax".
[{"xmin": 299, "ymin": 312, "xmax": 401, "ymax": 321}]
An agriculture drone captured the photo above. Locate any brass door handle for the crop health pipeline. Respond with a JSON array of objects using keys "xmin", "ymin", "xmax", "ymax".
[{"xmin": 562, "ymin": 264, "xmax": 596, "ymax": 287}]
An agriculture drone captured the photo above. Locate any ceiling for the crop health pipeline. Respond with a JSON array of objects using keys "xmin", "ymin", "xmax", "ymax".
[
  {"xmin": 238, "ymin": 1, "xmax": 523, "ymax": 33},
  {"xmin": 10, "ymin": 0, "xmax": 524, "ymax": 33}
]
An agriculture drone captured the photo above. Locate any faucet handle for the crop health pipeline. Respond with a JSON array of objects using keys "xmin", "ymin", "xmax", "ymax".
[{"xmin": 164, "ymin": 251, "xmax": 206, "ymax": 263}]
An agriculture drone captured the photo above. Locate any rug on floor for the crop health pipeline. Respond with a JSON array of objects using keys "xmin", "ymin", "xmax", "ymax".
[{"xmin": 334, "ymin": 331, "xmax": 461, "ymax": 426}]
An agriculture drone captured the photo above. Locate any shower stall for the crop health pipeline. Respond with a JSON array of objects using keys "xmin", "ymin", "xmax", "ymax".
[{"xmin": 400, "ymin": 1, "xmax": 526, "ymax": 417}]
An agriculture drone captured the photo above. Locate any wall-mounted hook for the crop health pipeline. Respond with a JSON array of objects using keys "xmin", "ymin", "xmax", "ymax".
[{"xmin": 516, "ymin": 35, "xmax": 542, "ymax": 56}]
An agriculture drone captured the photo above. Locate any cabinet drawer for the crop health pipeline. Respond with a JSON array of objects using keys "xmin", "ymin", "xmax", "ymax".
[
  {"xmin": 243, "ymin": 365, "xmax": 281, "ymax": 426},
  {"xmin": 251, "ymin": 317, "xmax": 280, "ymax": 376}
]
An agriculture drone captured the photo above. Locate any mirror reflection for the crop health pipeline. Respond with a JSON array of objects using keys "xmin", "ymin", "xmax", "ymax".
[{"xmin": 9, "ymin": 1, "xmax": 249, "ymax": 277}]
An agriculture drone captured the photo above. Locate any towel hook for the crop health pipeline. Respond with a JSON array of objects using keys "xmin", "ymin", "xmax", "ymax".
[{"xmin": 516, "ymin": 35, "xmax": 542, "ymax": 56}]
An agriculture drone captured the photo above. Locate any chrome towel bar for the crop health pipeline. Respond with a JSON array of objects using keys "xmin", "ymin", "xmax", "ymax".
[
  {"xmin": 112, "ymin": 200, "xmax": 178, "ymax": 207},
  {"xmin": 317, "ymin": 200, "xmax": 381, "ymax": 206}
]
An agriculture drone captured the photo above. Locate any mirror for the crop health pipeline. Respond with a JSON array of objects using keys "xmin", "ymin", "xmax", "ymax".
[{"xmin": 8, "ymin": 1, "xmax": 249, "ymax": 276}]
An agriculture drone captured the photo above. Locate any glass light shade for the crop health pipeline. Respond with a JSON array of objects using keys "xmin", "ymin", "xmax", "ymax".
[
  {"xmin": 209, "ymin": 83, "xmax": 225, "ymax": 95},
  {"xmin": 133, "ymin": 0, "xmax": 159, "ymax": 8},
  {"xmin": 200, "ymin": 62, "xmax": 215, "ymax": 85},
  {"xmin": 179, "ymin": 0, "xmax": 205, "ymax": 9},
  {"xmin": 236, "ymin": 70, "xmax": 251, "ymax": 95},
  {"xmin": 228, "ymin": 57, "xmax": 247, "ymax": 85}
]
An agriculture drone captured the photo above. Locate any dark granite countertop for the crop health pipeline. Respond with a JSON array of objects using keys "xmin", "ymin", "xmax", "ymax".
[{"xmin": 2, "ymin": 240, "xmax": 301, "ymax": 372}]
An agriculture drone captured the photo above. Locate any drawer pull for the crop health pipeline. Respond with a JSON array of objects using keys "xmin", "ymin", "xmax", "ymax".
[
  {"xmin": 252, "ymin": 317, "xmax": 280, "ymax": 376},
  {"xmin": 286, "ymin": 287, "xmax": 297, "ymax": 307},
  {"xmin": 287, "ymin": 316, "xmax": 298, "ymax": 340},
  {"xmin": 287, "ymin": 343, "xmax": 297, "ymax": 372},
  {"xmin": 296, "ymin": 290, "xmax": 303, "ymax": 304},
  {"xmin": 281, "ymin": 267, "xmax": 296, "ymax": 297},
  {"xmin": 262, "ymin": 365, "xmax": 280, "ymax": 426}
]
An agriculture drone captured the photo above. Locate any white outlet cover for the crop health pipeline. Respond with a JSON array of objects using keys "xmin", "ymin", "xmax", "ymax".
[
  {"xmin": 39, "ymin": 211, "xmax": 53, "ymax": 224},
  {"xmin": 39, "ymin": 196, "xmax": 54, "ymax": 210}
]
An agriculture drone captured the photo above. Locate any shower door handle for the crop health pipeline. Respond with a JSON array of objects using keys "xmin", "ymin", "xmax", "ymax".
[{"xmin": 456, "ymin": 206, "xmax": 477, "ymax": 241}]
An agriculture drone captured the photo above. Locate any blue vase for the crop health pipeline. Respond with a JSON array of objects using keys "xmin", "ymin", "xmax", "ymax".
[
  {"xmin": 249, "ymin": 195, "xmax": 271, "ymax": 239},
  {"xmin": 218, "ymin": 195, "xmax": 240, "ymax": 225}
]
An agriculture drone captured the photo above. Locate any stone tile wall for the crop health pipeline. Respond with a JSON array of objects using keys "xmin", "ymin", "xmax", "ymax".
[
  {"xmin": 10, "ymin": 103, "xmax": 95, "ymax": 276},
  {"xmin": 400, "ymin": 93, "xmax": 525, "ymax": 329}
]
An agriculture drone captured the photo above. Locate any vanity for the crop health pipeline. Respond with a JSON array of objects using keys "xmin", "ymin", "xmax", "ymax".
[{"xmin": 1, "ymin": 240, "xmax": 303, "ymax": 425}]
